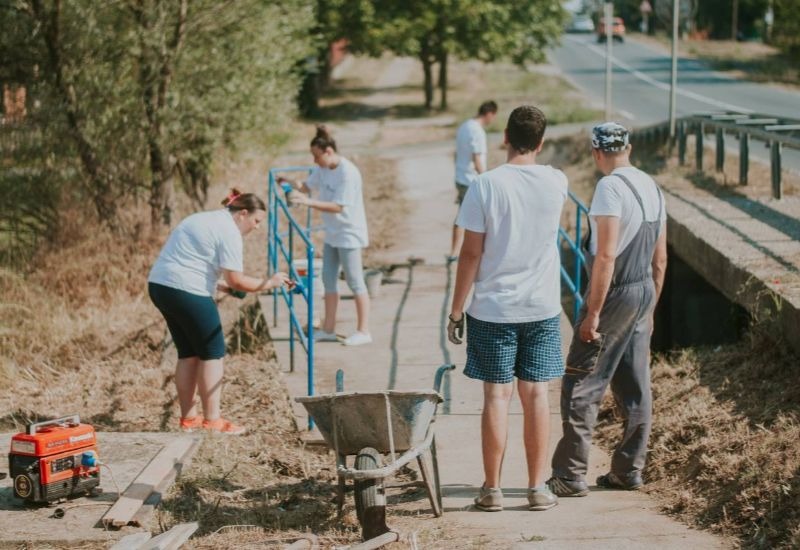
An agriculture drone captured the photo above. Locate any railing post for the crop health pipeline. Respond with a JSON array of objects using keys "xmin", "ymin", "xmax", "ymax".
[
  {"xmin": 307, "ymin": 246, "xmax": 316, "ymax": 407},
  {"xmin": 695, "ymin": 122, "xmax": 704, "ymax": 171},
  {"xmin": 288, "ymin": 222, "xmax": 295, "ymax": 373},
  {"xmin": 269, "ymin": 172, "xmax": 279, "ymax": 328},
  {"xmin": 573, "ymin": 206, "xmax": 582, "ymax": 322},
  {"xmin": 715, "ymin": 128, "xmax": 725, "ymax": 172},
  {"xmin": 739, "ymin": 132, "xmax": 749, "ymax": 186},
  {"xmin": 678, "ymin": 121, "xmax": 686, "ymax": 165},
  {"xmin": 771, "ymin": 141, "xmax": 782, "ymax": 199}
]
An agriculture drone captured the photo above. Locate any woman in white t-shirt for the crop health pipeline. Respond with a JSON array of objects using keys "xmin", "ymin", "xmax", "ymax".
[
  {"xmin": 148, "ymin": 189, "xmax": 290, "ymax": 435},
  {"xmin": 278, "ymin": 125, "xmax": 371, "ymax": 346}
]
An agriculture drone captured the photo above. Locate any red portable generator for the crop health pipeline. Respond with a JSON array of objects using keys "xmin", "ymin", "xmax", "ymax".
[{"xmin": 8, "ymin": 415, "xmax": 101, "ymax": 503}]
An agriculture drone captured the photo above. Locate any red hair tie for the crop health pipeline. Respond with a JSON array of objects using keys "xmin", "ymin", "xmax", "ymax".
[{"xmin": 226, "ymin": 192, "xmax": 240, "ymax": 205}]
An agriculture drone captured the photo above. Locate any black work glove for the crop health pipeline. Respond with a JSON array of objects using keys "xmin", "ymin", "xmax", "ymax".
[{"xmin": 448, "ymin": 313, "xmax": 465, "ymax": 345}]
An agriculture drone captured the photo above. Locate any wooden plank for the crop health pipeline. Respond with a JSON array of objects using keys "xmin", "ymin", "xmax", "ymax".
[
  {"xmin": 141, "ymin": 522, "xmax": 199, "ymax": 550},
  {"xmin": 131, "ymin": 436, "xmax": 202, "ymax": 527},
  {"xmin": 110, "ymin": 532, "xmax": 153, "ymax": 550},
  {"xmin": 102, "ymin": 436, "xmax": 199, "ymax": 528}
]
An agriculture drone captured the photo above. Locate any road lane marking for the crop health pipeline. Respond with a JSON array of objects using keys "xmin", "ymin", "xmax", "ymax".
[{"xmin": 564, "ymin": 35, "xmax": 753, "ymax": 114}]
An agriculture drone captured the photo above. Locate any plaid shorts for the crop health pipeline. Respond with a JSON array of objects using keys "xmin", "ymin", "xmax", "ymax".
[{"xmin": 464, "ymin": 314, "xmax": 564, "ymax": 384}]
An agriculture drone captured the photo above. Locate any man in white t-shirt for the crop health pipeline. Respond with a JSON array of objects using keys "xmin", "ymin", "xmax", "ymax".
[
  {"xmin": 449, "ymin": 100, "xmax": 497, "ymax": 261},
  {"xmin": 549, "ymin": 122, "xmax": 668, "ymax": 497},
  {"xmin": 448, "ymin": 105, "xmax": 567, "ymax": 512}
]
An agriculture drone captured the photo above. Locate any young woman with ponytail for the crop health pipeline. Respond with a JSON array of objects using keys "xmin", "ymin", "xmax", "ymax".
[
  {"xmin": 148, "ymin": 188, "xmax": 291, "ymax": 435},
  {"xmin": 278, "ymin": 125, "xmax": 371, "ymax": 346}
]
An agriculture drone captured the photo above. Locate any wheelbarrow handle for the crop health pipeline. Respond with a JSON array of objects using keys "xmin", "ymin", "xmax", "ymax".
[{"xmin": 433, "ymin": 364, "xmax": 455, "ymax": 393}]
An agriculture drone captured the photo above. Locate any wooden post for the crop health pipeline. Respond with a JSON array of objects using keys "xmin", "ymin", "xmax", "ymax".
[
  {"xmin": 678, "ymin": 121, "xmax": 687, "ymax": 165},
  {"xmin": 739, "ymin": 131, "xmax": 749, "ymax": 185},
  {"xmin": 715, "ymin": 128, "xmax": 725, "ymax": 172},
  {"xmin": 771, "ymin": 141, "xmax": 782, "ymax": 199},
  {"xmin": 695, "ymin": 123, "xmax": 704, "ymax": 171}
]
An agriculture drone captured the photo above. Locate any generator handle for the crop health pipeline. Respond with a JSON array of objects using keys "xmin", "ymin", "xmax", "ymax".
[{"xmin": 27, "ymin": 415, "xmax": 81, "ymax": 435}]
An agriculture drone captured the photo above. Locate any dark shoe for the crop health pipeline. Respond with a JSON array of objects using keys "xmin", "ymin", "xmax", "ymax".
[
  {"xmin": 473, "ymin": 486, "xmax": 503, "ymax": 512},
  {"xmin": 547, "ymin": 476, "xmax": 589, "ymax": 497},
  {"xmin": 596, "ymin": 472, "xmax": 643, "ymax": 490},
  {"xmin": 527, "ymin": 486, "xmax": 558, "ymax": 511}
]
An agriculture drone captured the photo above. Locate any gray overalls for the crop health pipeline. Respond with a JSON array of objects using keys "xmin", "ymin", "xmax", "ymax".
[{"xmin": 552, "ymin": 174, "xmax": 664, "ymax": 485}]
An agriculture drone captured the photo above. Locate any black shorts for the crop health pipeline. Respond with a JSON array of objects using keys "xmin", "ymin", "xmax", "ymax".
[{"xmin": 148, "ymin": 282, "xmax": 225, "ymax": 360}]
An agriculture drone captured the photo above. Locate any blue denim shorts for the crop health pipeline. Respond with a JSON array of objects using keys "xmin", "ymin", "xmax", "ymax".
[{"xmin": 464, "ymin": 314, "xmax": 564, "ymax": 384}]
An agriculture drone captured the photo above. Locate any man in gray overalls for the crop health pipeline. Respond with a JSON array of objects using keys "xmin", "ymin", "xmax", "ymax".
[{"xmin": 548, "ymin": 123, "xmax": 668, "ymax": 496}]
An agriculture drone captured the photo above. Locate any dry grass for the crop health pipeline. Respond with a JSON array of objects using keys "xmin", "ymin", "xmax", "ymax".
[{"xmin": 595, "ymin": 305, "xmax": 800, "ymax": 548}]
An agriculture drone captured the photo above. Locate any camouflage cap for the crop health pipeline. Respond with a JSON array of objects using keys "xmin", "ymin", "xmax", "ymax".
[{"xmin": 591, "ymin": 122, "xmax": 630, "ymax": 152}]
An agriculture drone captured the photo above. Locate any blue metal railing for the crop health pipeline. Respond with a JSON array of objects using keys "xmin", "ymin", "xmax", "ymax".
[
  {"xmin": 558, "ymin": 191, "xmax": 590, "ymax": 322},
  {"xmin": 267, "ymin": 166, "xmax": 317, "ymax": 427}
]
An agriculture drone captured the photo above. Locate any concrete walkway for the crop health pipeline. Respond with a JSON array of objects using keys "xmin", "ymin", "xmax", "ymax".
[{"xmin": 263, "ymin": 131, "xmax": 727, "ymax": 548}]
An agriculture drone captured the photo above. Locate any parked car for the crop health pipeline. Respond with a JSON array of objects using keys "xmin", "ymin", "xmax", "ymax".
[
  {"xmin": 567, "ymin": 14, "xmax": 595, "ymax": 33},
  {"xmin": 597, "ymin": 17, "xmax": 625, "ymax": 43}
]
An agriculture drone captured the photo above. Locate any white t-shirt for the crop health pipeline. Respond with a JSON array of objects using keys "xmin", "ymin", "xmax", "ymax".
[
  {"xmin": 148, "ymin": 209, "xmax": 243, "ymax": 297},
  {"xmin": 455, "ymin": 119, "xmax": 487, "ymax": 187},
  {"xmin": 457, "ymin": 163, "xmax": 568, "ymax": 323},
  {"xmin": 307, "ymin": 157, "xmax": 369, "ymax": 249},
  {"xmin": 589, "ymin": 166, "xmax": 666, "ymax": 256}
]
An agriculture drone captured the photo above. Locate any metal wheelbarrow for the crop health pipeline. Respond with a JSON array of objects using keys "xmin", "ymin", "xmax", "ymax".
[{"xmin": 295, "ymin": 364, "xmax": 454, "ymax": 540}]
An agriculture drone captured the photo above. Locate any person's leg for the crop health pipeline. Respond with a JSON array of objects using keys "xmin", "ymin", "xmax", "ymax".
[
  {"xmin": 482, "ymin": 381, "xmax": 514, "ymax": 488},
  {"xmin": 607, "ymin": 301, "xmax": 654, "ymax": 486},
  {"xmin": 197, "ymin": 358, "xmax": 224, "ymax": 421},
  {"xmin": 339, "ymin": 247, "xmax": 370, "ymax": 334},
  {"xmin": 518, "ymin": 380, "xmax": 550, "ymax": 488},
  {"xmin": 321, "ymin": 243, "xmax": 341, "ymax": 334},
  {"xmin": 175, "ymin": 357, "xmax": 200, "ymax": 418}
]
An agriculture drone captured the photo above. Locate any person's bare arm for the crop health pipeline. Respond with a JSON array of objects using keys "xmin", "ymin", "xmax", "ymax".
[
  {"xmin": 472, "ymin": 152, "xmax": 485, "ymax": 174},
  {"xmin": 450, "ymin": 230, "xmax": 485, "ymax": 319},
  {"xmin": 651, "ymin": 226, "xmax": 668, "ymax": 302},
  {"xmin": 276, "ymin": 175, "xmax": 310, "ymax": 194},
  {"xmin": 223, "ymin": 270, "xmax": 290, "ymax": 293},
  {"xmin": 579, "ymin": 216, "xmax": 620, "ymax": 342},
  {"xmin": 291, "ymin": 193, "xmax": 343, "ymax": 213}
]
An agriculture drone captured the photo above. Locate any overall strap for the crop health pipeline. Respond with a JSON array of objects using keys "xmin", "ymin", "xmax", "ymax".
[{"xmin": 614, "ymin": 173, "xmax": 646, "ymax": 219}]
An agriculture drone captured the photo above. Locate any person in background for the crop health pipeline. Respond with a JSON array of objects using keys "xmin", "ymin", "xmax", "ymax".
[
  {"xmin": 278, "ymin": 125, "xmax": 371, "ymax": 346},
  {"xmin": 148, "ymin": 189, "xmax": 291, "ymax": 435},
  {"xmin": 449, "ymin": 100, "xmax": 498, "ymax": 262},
  {"xmin": 549, "ymin": 122, "xmax": 668, "ymax": 497},
  {"xmin": 448, "ymin": 105, "xmax": 567, "ymax": 512}
]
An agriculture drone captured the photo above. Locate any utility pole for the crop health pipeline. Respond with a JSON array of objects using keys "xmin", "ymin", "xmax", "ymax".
[
  {"xmin": 604, "ymin": 2, "xmax": 613, "ymax": 120},
  {"xmin": 669, "ymin": 0, "xmax": 679, "ymax": 137}
]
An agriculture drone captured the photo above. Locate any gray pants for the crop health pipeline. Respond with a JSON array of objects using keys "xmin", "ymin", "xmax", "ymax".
[
  {"xmin": 551, "ymin": 280, "xmax": 656, "ymax": 484},
  {"xmin": 322, "ymin": 243, "xmax": 367, "ymax": 295}
]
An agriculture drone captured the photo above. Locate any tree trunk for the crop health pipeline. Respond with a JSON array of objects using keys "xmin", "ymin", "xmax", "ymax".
[
  {"xmin": 437, "ymin": 50, "xmax": 448, "ymax": 110},
  {"xmin": 421, "ymin": 52, "xmax": 434, "ymax": 109}
]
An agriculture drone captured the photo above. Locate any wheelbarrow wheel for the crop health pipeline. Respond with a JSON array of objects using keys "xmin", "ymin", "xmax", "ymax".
[{"xmin": 354, "ymin": 447, "xmax": 388, "ymax": 541}]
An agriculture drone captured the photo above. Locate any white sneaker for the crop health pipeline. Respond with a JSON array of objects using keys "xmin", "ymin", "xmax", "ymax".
[
  {"xmin": 343, "ymin": 331, "xmax": 372, "ymax": 346},
  {"xmin": 314, "ymin": 330, "xmax": 338, "ymax": 342}
]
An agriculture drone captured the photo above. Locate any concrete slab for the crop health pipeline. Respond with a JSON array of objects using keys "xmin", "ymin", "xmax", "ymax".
[{"xmin": 0, "ymin": 432, "xmax": 184, "ymax": 545}]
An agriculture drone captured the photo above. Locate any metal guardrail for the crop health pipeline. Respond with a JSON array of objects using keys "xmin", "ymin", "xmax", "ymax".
[
  {"xmin": 559, "ymin": 191, "xmax": 590, "ymax": 323},
  {"xmin": 634, "ymin": 112, "xmax": 800, "ymax": 199},
  {"xmin": 267, "ymin": 166, "xmax": 317, "ymax": 427}
]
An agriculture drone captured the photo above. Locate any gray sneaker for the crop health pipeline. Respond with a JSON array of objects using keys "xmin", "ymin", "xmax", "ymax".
[
  {"xmin": 473, "ymin": 486, "xmax": 503, "ymax": 512},
  {"xmin": 528, "ymin": 486, "xmax": 558, "ymax": 511},
  {"xmin": 547, "ymin": 476, "xmax": 589, "ymax": 497}
]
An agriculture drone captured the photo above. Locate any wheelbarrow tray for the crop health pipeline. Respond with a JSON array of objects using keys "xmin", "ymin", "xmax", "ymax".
[{"xmin": 296, "ymin": 390, "xmax": 442, "ymax": 456}]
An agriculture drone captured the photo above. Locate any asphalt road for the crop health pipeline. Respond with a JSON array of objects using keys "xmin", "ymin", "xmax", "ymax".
[{"xmin": 549, "ymin": 33, "xmax": 800, "ymax": 175}]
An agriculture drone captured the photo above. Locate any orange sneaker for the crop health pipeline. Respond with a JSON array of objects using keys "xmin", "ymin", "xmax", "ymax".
[
  {"xmin": 179, "ymin": 416, "xmax": 203, "ymax": 432},
  {"xmin": 203, "ymin": 418, "xmax": 247, "ymax": 435}
]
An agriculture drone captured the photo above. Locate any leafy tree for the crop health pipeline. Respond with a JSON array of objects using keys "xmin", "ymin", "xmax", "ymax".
[
  {"xmin": 345, "ymin": 0, "xmax": 566, "ymax": 110},
  {"xmin": 1, "ymin": 0, "xmax": 315, "ymax": 234},
  {"xmin": 772, "ymin": 0, "xmax": 800, "ymax": 56}
]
